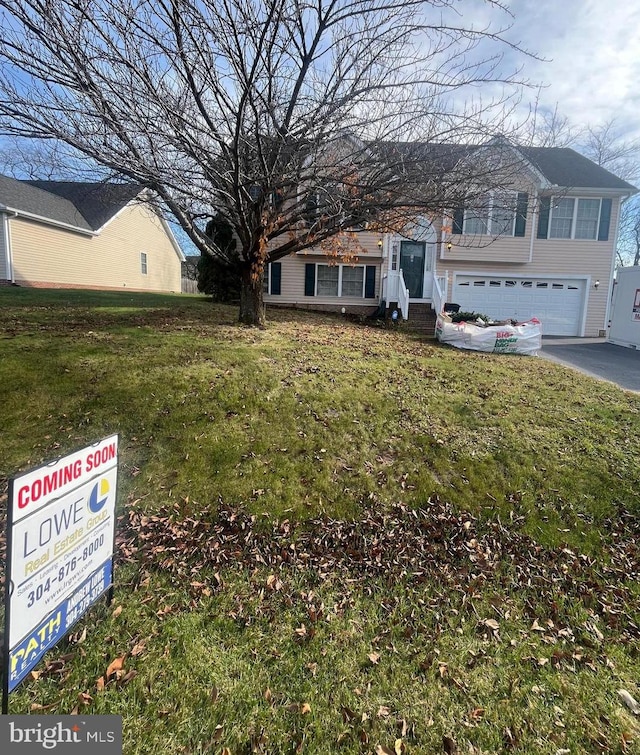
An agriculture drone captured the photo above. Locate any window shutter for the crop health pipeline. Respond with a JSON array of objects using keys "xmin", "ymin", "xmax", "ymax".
[
  {"xmin": 452, "ymin": 207, "xmax": 464, "ymax": 235},
  {"xmin": 537, "ymin": 196, "xmax": 551, "ymax": 239},
  {"xmin": 598, "ymin": 198, "xmax": 612, "ymax": 241},
  {"xmin": 365, "ymin": 266, "xmax": 376, "ymax": 298},
  {"xmin": 270, "ymin": 262, "xmax": 281, "ymax": 295},
  {"xmin": 514, "ymin": 192, "xmax": 528, "ymax": 237},
  {"xmin": 304, "ymin": 263, "xmax": 316, "ymax": 296},
  {"xmin": 304, "ymin": 192, "xmax": 318, "ymax": 226}
]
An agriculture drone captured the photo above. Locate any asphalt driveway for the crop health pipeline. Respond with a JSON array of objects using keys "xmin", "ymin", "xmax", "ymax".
[{"xmin": 540, "ymin": 337, "xmax": 640, "ymax": 392}]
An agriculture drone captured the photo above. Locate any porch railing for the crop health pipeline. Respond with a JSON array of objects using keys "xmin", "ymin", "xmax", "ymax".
[
  {"xmin": 432, "ymin": 274, "xmax": 447, "ymax": 316},
  {"xmin": 397, "ymin": 269, "xmax": 409, "ymax": 321}
]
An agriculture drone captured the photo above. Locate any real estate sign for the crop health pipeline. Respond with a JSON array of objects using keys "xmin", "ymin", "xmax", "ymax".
[{"xmin": 3, "ymin": 436, "xmax": 118, "ymax": 699}]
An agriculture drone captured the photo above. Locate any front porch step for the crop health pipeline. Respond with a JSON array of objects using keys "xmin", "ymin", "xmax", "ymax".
[{"xmin": 405, "ymin": 303, "xmax": 437, "ymax": 334}]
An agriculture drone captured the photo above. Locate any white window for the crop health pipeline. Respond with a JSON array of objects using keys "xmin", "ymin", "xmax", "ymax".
[
  {"xmin": 391, "ymin": 240, "xmax": 399, "ymax": 271},
  {"xmin": 316, "ymin": 264, "xmax": 339, "ymax": 296},
  {"xmin": 575, "ymin": 199, "xmax": 601, "ymax": 239},
  {"xmin": 549, "ymin": 197, "xmax": 602, "ymax": 240},
  {"xmin": 140, "ymin": 252, "xmax": 148, "ymax": 275},
  {"xmin": 341, "ymin": 266, "xmax": 364, "ymax": 297},
  {"xmin": 316, "ymin": 264, "xmax": 366, "ymax": 297},
  {"xmin": 463, "ymin": 192, "xmax": 516, "ymax": 236},
  {"xmin": 491, "ymin": 192, "xmax": 517, "ymax": 235},
  {"xmin": 263, "ymin": 263, "xmax": 270, "ymax": 294},
  {"xmin": 463, "ymin": 196, "xmax": 490, "ymax": 235}
]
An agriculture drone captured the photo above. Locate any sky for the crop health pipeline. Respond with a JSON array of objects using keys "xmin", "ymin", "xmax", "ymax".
[{"xmin": 490, "ymin": 0, "xmax": 640, "ymax": 138}]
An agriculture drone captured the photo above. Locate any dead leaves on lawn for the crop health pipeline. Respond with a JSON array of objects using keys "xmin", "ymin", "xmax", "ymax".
[{"xmin": 116, "ymin": 496, "xmax": 640, "ymax": 642}]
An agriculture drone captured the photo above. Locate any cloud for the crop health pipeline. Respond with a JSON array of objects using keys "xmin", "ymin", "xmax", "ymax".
[{"xmin": 503, "ymin": 0, "xmax": 640, "ymax": 135}]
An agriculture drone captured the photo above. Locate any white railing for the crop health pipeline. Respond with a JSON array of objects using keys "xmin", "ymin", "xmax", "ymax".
[
  {"xmin": 384, "ymin": 271, "xmax": 399, "ymax": 302},
  {"xmin": 397, "ymin": 269, "xmax": 409, "ymax": 321},
  {"xmin": 432, "ymin": 274, "xmax": 447, "ymax": 315}
]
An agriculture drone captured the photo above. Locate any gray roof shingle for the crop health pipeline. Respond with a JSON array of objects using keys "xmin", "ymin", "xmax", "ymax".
[
  {"xmin": 25, "ymin": 180, "xmax": 143, "ymax": 230},
  {"xmin": 0, "ymin": 174, "xmax": 144, "ymax": 231},
  {"xmin": 517, "ymin": 146, "xmax": 636, "ymax": 191},
  {"xmin": 0, "ymin": 174, "xmax": 92, "ymax": 230},
  {"xmin": 379, "ymin": 141, "xmax": 636, "ymax": 192}
]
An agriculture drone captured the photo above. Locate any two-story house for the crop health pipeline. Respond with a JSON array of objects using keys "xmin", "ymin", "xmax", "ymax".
[{"xmin": 264, "ymin": 143, "xmax": 636, "ymax": 337}]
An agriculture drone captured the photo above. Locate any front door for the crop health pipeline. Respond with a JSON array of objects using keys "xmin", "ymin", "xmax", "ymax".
[{"xmin": 400, "ymin": 241, "xmax": 425, "ymax": 298}]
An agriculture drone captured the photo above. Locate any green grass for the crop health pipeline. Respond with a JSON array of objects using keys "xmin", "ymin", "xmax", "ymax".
[{"xmin": 1, "ymin": 288, "xmax": 639, "ymax": 754}]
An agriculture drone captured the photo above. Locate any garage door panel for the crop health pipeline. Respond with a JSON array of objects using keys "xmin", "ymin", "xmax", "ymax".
[{"xmin": 452, "ymin": 276, "xmax": 584, "ymax": 336}]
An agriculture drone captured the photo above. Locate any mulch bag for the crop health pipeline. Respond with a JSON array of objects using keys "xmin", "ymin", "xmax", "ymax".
[{"xmin": 435, "ymin": 314, "xmax": 542, "ymax": 355}]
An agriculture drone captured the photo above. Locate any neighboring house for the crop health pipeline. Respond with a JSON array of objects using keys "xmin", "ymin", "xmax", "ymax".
[
  {"xmin": 265, "ymin": 142, "xmax": 637, "ymax": 336},
  {"xmin": 0, "ymin": 175, "xmax": 184, "ymax": 292}
]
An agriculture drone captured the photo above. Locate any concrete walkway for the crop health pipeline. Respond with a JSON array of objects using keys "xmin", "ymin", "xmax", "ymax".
[{"xmin": 540, "ymin": 337, "xmax": 640, "ymax": 392}]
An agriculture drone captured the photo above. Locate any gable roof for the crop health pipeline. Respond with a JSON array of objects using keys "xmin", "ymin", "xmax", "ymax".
[
  {"xmin": 0, "ymin": 173, "xmax": 145, "ymax": 232},
  {"xmin": 517, "ymin": 147, "xmax": 637, "ymax": 192},
  {"xmin": 0, "ymin": 174, "xmax": 93, "ymax": 231},
  {"xmin": 376, "ymin": 140, "xmax": 636, "ymax": 193},
  {"xmin": 25, "ymin": 180, "xmax": 144, "ymax": 230}
]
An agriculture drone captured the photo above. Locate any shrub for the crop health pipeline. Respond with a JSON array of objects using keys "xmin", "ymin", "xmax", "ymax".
[{"xmin": 449, "ymin": 310, "xmax": 491, "ymax": 323}]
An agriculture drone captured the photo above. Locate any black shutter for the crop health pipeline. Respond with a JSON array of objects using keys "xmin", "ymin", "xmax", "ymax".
[
  {"xmin": 514, "ymin": 192, "xmax": 528, "ymax": 237},
  {"xmin": 598, "ymin": 198, "xmax": 612, "ymax": 241},
  {"xmin": 304, "ymin": 192, "xmax": 318, "ymax": 226},
  {"xmin": 537, "ymin": 196, "xmax": 551, "ymax": 239},
  {"xmin": 304, "ymin": 263, "xmax": 315, "ymax": 296},
  {"xmin": 270, "ymin": 262, "xmax": 281, "ymax": 295},
  {"xmin": 452, "ymin": 207, "xmax": 464, "ymax": 235},
  {"xmin": 365, "ymin": 266, "xmax": 376, "ymax": 298}
]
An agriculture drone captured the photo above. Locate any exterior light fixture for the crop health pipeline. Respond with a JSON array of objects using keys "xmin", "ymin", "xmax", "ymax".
[
  {"xmin": 341, "ymin": 307, "xmax": 346, "ymax": 314},
  {"xmin": 447, "ymin": 242, "xmax": 452, "ymax": 250},
  {"xmin": 377, "ymin": 238, "xmax": 383, "ymax": 249},
  {"xmin": 594, "ymin": 279, "xmax": 600, "ymax": 289}
]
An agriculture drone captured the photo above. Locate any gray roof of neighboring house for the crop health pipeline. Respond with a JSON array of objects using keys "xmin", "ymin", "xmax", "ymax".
[
  {"xmin": 0, "ymin": 173, "xmax": 144, "ymax": 231},
  {"xmin": 0, "ymin": 174, "xmax": 93, "ymax": 230},
  {"xmin": 25, "ymin": 180, "xmax": 144, "ymax": 230},
  {"xmin": 517, "ymin": 146, "xmax": 637, "ymax": 191}
]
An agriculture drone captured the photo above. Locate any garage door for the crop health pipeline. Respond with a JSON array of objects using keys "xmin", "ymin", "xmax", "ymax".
[{"xmin": 452, "ymin": 276, "xmax": 585, "ymax": 336}]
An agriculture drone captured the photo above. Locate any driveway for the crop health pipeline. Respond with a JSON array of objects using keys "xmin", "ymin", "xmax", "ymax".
[{"xmin": 540, "ymin": 337, "xmax": 640, "ymax": 392}]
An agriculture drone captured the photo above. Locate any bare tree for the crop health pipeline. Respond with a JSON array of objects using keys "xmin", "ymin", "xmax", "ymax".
[
  {"xmin": 0, "ymin": 135, "xmax": 108, "ymax": 180},
  {"xmin": 582, "ymin": 119, "xmax": 640, "ymax": 185},
  {"xmin": 580, "ymin": 120, "xmax": 640, "ymax": 268},
  {"xmin": 0, "ymin": 0, "xmax": 530, "ymax": 325},
  {"xmin": 521, "ymin": 90, "xmax": 583, "ymax": 148}
]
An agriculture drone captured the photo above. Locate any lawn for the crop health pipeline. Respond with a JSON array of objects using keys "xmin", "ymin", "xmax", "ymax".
[{"xmin": 0, "ymin": 288, "xmax": 639, "ymax": 754}]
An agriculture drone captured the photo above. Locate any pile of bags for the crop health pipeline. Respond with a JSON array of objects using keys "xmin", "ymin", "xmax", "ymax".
[{"xmin": 435, "ymin": 313, "xmax": 542, "ymax": 355}]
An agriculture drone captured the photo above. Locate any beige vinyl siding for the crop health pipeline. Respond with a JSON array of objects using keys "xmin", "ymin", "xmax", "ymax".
[
  {"xmin": 294, "ymin": 229, "xmax": 384, "ymax": 258},
  {"xmin": 443, "ymin": 231, "xmax": 531, "ymax": 263},
  {"xmin": 10, "ymin": 203, "xmax": 182, "ymax": 292},
  {"xmin": 443, "ymin": 183, "xmax": 536, "ymax": 264},
  {"xmin": 266, "ymin": 251, "xmax": 382, "ymax": 309},
  {"xmin": 0, "ymin": 213, "xmax": 8, "ymax": 280},
  {"xmin": 436, "ymin": 197, "xmax": 621, "ymax": 337},
  {"xmin": 265, "ymin": 230, "xmax": 383, "ymax": 309}
]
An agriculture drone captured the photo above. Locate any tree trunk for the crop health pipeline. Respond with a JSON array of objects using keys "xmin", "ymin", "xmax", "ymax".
[{"xmin": 239, "ymin": 264, "xmax": 266, "ymax": 326}]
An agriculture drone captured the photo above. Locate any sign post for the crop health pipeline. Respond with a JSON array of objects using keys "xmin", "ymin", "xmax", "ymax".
[{"xmin": 2, "ymin": 435, "xmax": 118, "ymax": 713}]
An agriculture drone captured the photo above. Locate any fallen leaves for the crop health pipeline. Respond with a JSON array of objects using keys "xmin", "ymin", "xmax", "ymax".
[
  {"xmin": 115, "ymin": 497, "xmax": 640, "ymax": 646},
  {"xmin": 106, "ymin": 655, "xmax": 125, "ymax": 679}
]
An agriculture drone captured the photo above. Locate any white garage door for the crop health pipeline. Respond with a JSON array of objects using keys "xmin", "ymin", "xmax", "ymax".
[{"xmin": 452, "ymin": 276, "xmax": 586, "ymax": 336}]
